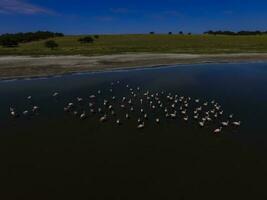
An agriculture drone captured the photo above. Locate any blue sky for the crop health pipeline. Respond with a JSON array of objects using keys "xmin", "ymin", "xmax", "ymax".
[{"xmin": 0, "ymin": 0, "xmax": 267, "ymax": 34}]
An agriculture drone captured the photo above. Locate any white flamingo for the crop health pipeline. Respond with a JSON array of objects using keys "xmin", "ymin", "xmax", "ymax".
[
  {"xmin": 100, "ymin": 115, "xmax": 107, "ymax": 122},
  {"xmin": 32, "ymin": 106, "xmax": 39, "ymax": 113},
  {"xmin": 52, "ymin": 92, "xmax": 59, "ymax": 97},
  {"xmin": 23, "ymin": 110, "xmax": 29, "ymax": 116},
  {"xmin": 10, "ymin": 107, "xmax": 18, "ymax": 117},
  {"xmin": 116, "ymin": 119, "xmax": 121, "ymax": 125},
  {"xmin": 137, "ymin": 122, "xmax": 145, "ymax": 129},
  {"xmin": 80, "ymin": 112, "xmax": 87, "ymax": 120},
  {"xmin": 183, "ymin": 116, "xmax": 189, "ymax": 121},
  {"xmin": 221, "ymin": 121, "xmax": 229, "ymax": 127},
  {"xmin": 144, "ymin": 113, "xmax": 148, "ymax": 119},
  {"xmin": 77, "ymin": 97, "xmax": 83, "ymax": 102},
  {"xmin": 232, "ymin": 121, "xmax": 241, "ymax": 127},
  {"xmin": 199, "ymin": 121, "xmax": 205, "ymax": 127},
  {"xmin": 214, "ymin": 127, "xmax": 222, "ymax": 134}
]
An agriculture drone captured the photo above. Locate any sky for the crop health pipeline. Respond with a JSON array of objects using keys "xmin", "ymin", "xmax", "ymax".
[{"xmin": 1, "ymin": 0, "xmax": 267, "ymax": 35}]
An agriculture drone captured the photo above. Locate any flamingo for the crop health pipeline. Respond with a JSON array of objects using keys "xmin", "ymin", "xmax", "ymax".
[
  {"xmin": 206, "ymin": 117, "xmax": 212, "ymax": 122},
  {"xmin": 116, "ymin": 119, "xmax": 121, "ymax": 125},
  {"xmin": 68, "ymin": 103, "xmax": 74, "ymax": 107},
  {"xmin": 232, "ymin": 121, "xmax": 241, "ymax": 127},
  {"xmin": 52, "ymin": 92, "xmax": 59, "ymax": 97},
  {"xmin": 32, "ymin": 106, "xmax": 39, "ymax": 113},
  {"xmin": 90, "ymin": 109, "xmax": 96, "ymax": 114},
  {"xmin": 10, "ymin": 107, "xmax": 18, "ymax": 118},
  {"xmin": 221, "ymin": 121, "xmax": 229, "ymax": 127},
  {"xmin": 100, "ymin": 115, "xmax": 107, "ymax": 122},
  {"xmin": 170, "ymin": 113, "xmax": 176, "ymax": 118},
  {"xmin": 181, "ymin": 110, "xmax": 187, "ymax": 115},
  {"xmin": 137, "ymin": 122, "xmax": 145, "ymax": 129},
  {"xmin": 23, "ymin": 110, "xmax": 29, "ymax": 116},
  {"xmin": 80, "ymin": 112, "xmax": 87, "ymax": 120},
  {"xmin": 199, "ymin": 121, "xmax": 205, "ymax": 127},
  {"xmin": 183, "ymin": 116, "xmax": 189, "ymax": 121},
  {"xmin": 214, "ymin": 127, "xmax": 222, "ymax": 134},
  {"xmin": 77, "ymin": 97, "xmax": 83, "ymax": 102},
  {"xmin": 144, "ymin": 113, "xmax": 148, "ymax": 119}
]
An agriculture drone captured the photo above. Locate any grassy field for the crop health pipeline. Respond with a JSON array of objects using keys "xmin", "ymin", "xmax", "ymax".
[{"xmin": 1, "ymin": 34, "xmax": 267, "ymax": 56}]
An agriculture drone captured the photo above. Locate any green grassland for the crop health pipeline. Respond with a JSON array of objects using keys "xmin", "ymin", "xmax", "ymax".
[{"xmin": 1, "ymin": 34, "xmax": 267, "ymax": 56}]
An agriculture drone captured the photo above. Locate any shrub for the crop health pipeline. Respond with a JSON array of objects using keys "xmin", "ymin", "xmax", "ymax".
[
  {"xmin": 79, "ymin": 36, "xmax": 94, "ymax": 44},
  {"xmin": 45, "ymin": 40, "xmax": 58, "ymax": 49}
]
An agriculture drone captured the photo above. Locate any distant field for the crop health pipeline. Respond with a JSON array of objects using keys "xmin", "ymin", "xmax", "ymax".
[{"xmin": 1, "ymin": 34, "xmax": 267, "ymax": 55}]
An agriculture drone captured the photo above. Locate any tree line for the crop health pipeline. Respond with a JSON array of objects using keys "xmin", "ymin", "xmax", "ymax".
[
  {"xmin": 204, "ymin": 30, "xmax": 267, "ymax": 36},
  {"xmin": 149, "ymin": 31, "xmax": 191, "ymax": 35},
  {"xmin": 0, "ymin": 31, "xmax": 64, "ymax": 47}
]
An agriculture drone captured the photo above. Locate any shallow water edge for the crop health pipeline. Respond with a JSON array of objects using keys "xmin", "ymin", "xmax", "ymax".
[{"xmin": 1, "ymin": 59, "xmax": 267, "ymax": 82}]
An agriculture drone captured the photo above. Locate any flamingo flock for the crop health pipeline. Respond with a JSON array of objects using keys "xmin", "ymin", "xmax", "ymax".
[{"xmin": 8, "ymin": 80, "xmax": 241, "ymax": 134}]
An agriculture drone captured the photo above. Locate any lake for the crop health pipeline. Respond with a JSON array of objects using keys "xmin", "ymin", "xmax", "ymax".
[{"xmin": 0, "ymin": 62, "xmax": 267, "ymax": 199}]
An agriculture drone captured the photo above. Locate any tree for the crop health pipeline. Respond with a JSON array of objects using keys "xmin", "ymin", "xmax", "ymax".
[
  {"xmin": 45, "ymin": 40, "xmax": 58, "ymax": 49},
  {"xmin": 0, "ymin": 31, "xmax": 64, "ymax": 46},
  {"xmin": 179, "ymin": 31, "xmax": 183, "ymax": 35},
  {"xmin": 150, "ymin": 32, "xmax": 155, "ymax": 35},
  {"xmin": 168, "ymin": 32, "xmax": 172, "ymax": 35},
  {"xmin": 79, "ymin": 36, "xmax": 94, "ymax": 44},
  {"xmin": 94, "ymin": 35, "xmax": 99, "ymax": 39},
  {"xmin": 0, "ymin": 37, "xmax": 19, "ymax": 47}
]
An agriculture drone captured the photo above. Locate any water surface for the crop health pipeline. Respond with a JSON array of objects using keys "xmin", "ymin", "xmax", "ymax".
[{"xmin": 0, "ymin": 63, "xmax": 267, "ymax": 199}]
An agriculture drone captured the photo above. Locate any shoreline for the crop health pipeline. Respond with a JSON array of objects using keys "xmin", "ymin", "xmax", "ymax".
[{"xmin": 1, "ymin": 53, "xmax": 267, "ymax": 80}]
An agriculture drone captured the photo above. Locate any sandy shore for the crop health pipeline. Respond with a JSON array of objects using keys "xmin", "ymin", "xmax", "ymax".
[{"xmin": 1, "ymin": 53, "xmax": 267, "ymax": 79}]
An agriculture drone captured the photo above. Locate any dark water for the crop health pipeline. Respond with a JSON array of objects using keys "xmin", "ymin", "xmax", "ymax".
[{"xmin": 0, "ymin": 63, "xmax": 267, "ymax": 199}]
